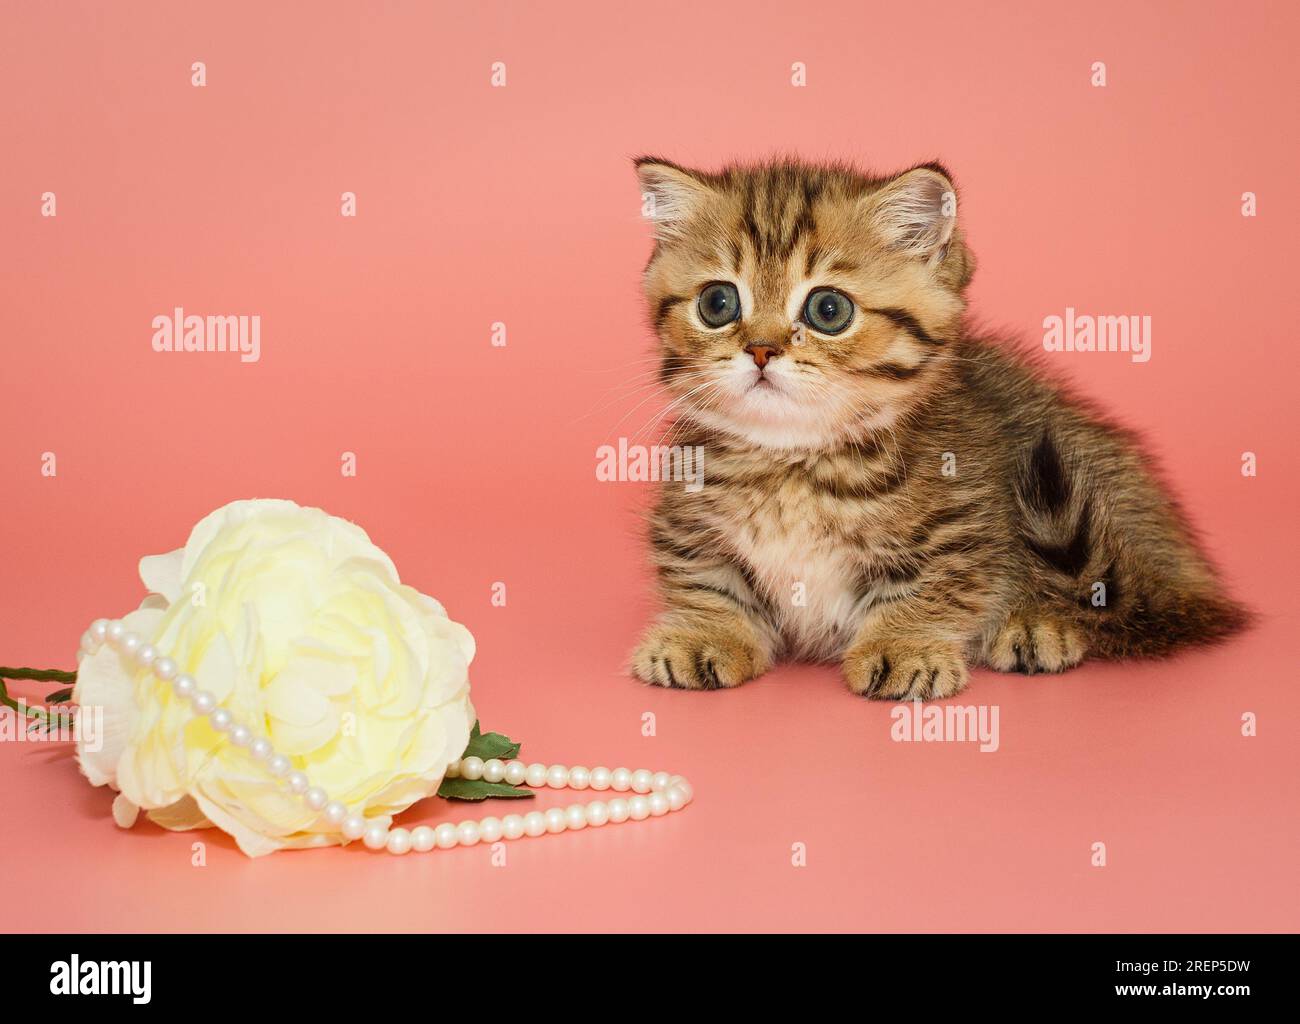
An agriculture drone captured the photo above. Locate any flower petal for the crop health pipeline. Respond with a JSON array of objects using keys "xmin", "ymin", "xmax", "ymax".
[
  {"xmin": 265, "ymin": 672, "xmax": 339, "ymax": 754},
  {"xmin": 139, "ymin": 549, "xmax": 184, "ymax": 603},
  {"xmin": 146, "ymin": 795, "xmax": 213, "ymax": 831},
  {"xmin": 193, "ymin": 792, "xmax": 286, "ymax": 858},
  {"xmin": 194, "ymin": 629, "xmax": 239, "ymax": 704},
  {"xmin": 72, "ymin": 605, "xmax": 165, "ymax": 789},
  {"xmin": 112, "ymin": 794, "xmax": 140, "ymax": 829}
]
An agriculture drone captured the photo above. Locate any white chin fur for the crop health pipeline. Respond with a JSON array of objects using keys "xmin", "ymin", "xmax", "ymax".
[
  {"xmin": 684, "ymin": 357, "xmax": 891, "ymax": 450},
  {"xmin": 688, "ymin": 406, "xmax": 845, "ymax": 450}
]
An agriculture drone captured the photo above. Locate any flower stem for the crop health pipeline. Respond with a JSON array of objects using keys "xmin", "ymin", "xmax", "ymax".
[
  {"xmin": 0, "ymin": 666, "xmax": 77, "ymax": 683},
  {"xmin": 0, "ymin": 667, "xmax": 77, "ymax": 724},
  {"xmin": 0, "ymin": 679, "xmax": 51, "ymax": 723}
]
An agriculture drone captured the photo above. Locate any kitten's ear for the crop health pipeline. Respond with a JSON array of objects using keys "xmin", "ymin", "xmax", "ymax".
[
  {"xmin": 635, "ymin": 157, "xmax": 712, "ymax": 240},
  {"xmin": 867, "ymin": 165, "xmax": 959, "ymax": 264}
]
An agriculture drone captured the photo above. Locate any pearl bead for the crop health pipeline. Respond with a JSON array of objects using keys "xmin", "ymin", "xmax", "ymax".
[
  {"xmin": 172, "ymin": 674, "xmax": 196, "ymax": 699},
  {"xmin": 607, "ymin": 798, "xmax": 630, "ymax": 823},
  {"xmin": 411, "ymin": 826, "xmax": 436, "ymax": 852},
  {"xmin": 589, "ymin": 767, "xmax": 612, "ymax": 790},
  {"xmin": 135, "ymin": 644, "xmax": 157, "ymax": 667},
  {"xmin": 324, "ymin": 801, "xmax": 348, "ymax": 825},
  {"xmin": 479, "ymin": 816, "xmax": 503, "ymax": 843},
  {"xmin": 648, "ymin": 792, "xmax": 670, "ymax": 816},
  {"xmin": 585, "ymin": 801, "xmax": 609, "ymax": 826},
  {"xmin": 546, "ymin": 764, "xmax": 569, "ymax": 789},
  {"xmin": 523, "ymin": 812, "xmax": 547, "ymax": 837},
  {"xmin": 191, "ymin": 691, "xmax": 216, "ymax": 715},
  {"xmin": 610, "ymin": 768, "xmax": 632, "ymax": 792},
  {"xmin": 386, "ymin": 828, "xmax": 412, "ymax": 855},
  {"xmin": 107, "ymin": 622, "xmax": 125, "ymax": 643},
  {"xmin": 435, "ymin": 823, "xmax": 459, "ymax": 850},
  {"xmin": 568, "ymin": 766, "xmax": 590, "ymax": 790},
  {"xmin": 544, "ymin": 808, "xmax": 567, "ymax": 834},
  {"xmin": 303, "ymin": 787, "xmax": 328, "ymax": 811},
  {"xmin": 651, "ymin": 771, "xmax": 672, "ymax": 792},
  {"xmin": 91, "ymin": 620, "xmax": 109, "ymax": 640},
  {"xmin": 249, "ymin": 738, "xmax": 273, "ymax": 761},
  {"xmin": 363, "ymin": 823, "xmax": 389, "ymax": 850},
  {"xmin": 673, "ymin": 780, "xmax": 694, "ymax": 803},
  {"xmin": 631, "ymin": 769, "xmax": 654, "ymax": 794},
  {"xmin": 525, "ymin": 763, "xmax": 547, "ymax": 787},
  {"xmin": 460, "ymin": 756, "xmax": 484, "ymax": 781},
  {"xmin": 267, "ymin": 755, "xmax": 291, "ymax": 777},
  {"xmin": 444, "ymin": 759, "xmax": 461, "ymax": 778},
  {"xmin": 153, "ymin": 657, "xmax": 177, "ymax": 681},
  {"xmin": 456, "ymin": 821, "xmax": 481, "ymax": 846},
  {"xmin": 342, "ymin": 814, "xmax": 367, "ymax": 840},
  {"xmin": 209, "ymin": 708, "xmax": 232, "ymax": 732},
  {"xmin": 481, "ymin": 759, "xmax": 505, "ymax": 783},
  {"xmin": 502, "ymin": 814, "xmax": 526, "ymax": 840},
  {"xmin": 229, "ymin": 725, "xmax": 252, "ymax": 747},
  {"xmin": 565, "ymin": 804, "xmax": 587, "ymax": 830},
  {"xmin": 668, "ymin": 787, "xmax": 688, "ymax": 811},
  {"xmin": 628, "ymin": 796, "xmax": 651, "ymax": 820},
  {"xmin": 504, "ymin": 761, "xmax": 527, "ymax": 786},
  {"xmin": 120, "ymin": 632, "xmax": 141, "ymax": 655},
  {"xmin": 286, "ymin": 771, "xmax": 309, "ymax": 795}
]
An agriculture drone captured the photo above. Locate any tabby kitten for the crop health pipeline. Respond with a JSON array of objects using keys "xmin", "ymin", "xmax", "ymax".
[{"xmin": 629, "ymin": 157, "xmax": 1247, "ymax": 699}]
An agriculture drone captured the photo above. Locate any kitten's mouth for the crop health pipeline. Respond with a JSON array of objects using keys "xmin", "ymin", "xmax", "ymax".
[{"xmin": 734, "ymin": 374, "xmax": 797, "ymax": 420}]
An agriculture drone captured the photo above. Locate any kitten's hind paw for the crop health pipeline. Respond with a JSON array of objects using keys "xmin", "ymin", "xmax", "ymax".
[
  {"xmin": 988, "ymin": 614, "xmax": 1085, "ymax": 674},
  {"xmin": 630, "ymin": 619, "xmax": 769, "ymax": 691}
]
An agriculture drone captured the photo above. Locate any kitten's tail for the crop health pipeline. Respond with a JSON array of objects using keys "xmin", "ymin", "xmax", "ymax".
[
  {"xmin": 1014, "ymin": 429, "xmax": 1252, "ymax": 660},
  {"xmin": 1087, "ymin": 589, "xmax": 1253, "ymax": 660}
]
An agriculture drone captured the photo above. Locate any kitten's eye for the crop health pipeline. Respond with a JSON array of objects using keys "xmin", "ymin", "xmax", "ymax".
[
  {"xmin": 697, "ymin": 282, "xmax": 741, "ymax": 328},
  {"xmin": 803, "ymin": 288, "xmax": 854, "ymax": 335}
]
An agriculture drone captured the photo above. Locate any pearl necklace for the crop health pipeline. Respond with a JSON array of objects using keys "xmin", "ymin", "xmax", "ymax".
[{"xmin": 76, "ymin": 618, "xmax": 694, "ymax": 855}]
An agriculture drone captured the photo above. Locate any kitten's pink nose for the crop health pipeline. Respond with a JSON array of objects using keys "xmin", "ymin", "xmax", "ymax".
[{"xmin": 745, "ymin": 344, "xmax": 779, "ymax": 369}]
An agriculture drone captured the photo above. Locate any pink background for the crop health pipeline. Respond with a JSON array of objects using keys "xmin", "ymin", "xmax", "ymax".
[{"xmin": 1, "ymin": 0, "xmax": 1297, "ymax": 932}]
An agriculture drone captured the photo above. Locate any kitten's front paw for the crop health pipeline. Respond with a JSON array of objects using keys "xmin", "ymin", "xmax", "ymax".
[
  {"xmin": 988, "ymin": 614, "xmax": 1085, "ymax": 674},
  {"xmin": 631, "ymin": 620, "xmax": 769, "ymax": 691},
  {"xmin": 843, "ymin": 639, "xmax": 969, "ymax": 700}
]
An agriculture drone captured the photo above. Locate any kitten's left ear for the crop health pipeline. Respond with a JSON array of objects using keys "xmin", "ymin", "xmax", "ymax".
[
  {"xmin": 867, "ymin": 164, "xmax": 959, "ymax": 264},
  {"xmin": 635, "ymin": 157, "xmax": 713, "ymax": 241}
]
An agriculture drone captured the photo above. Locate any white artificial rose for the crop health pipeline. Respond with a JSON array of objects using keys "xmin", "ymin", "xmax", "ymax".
[{"xmin": 72, "ymin": 499, "xmax": 475, "ymax": 857}]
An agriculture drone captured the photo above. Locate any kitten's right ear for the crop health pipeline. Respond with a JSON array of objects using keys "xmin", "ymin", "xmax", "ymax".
[
  {"xmin": 867, "ymin": 164, "xmax": 960, "ymax": 265},
  {"xmin": 635, "ymin": 157, "xmax": 711, "ymax": 241}
]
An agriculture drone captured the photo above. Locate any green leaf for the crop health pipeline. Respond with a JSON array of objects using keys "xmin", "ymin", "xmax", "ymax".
[
  {"xmin": 437, "ymin": 777, "xmax": 534, "ymax": 801},
  {"xmin": 462, "ymin": 730, "xmax": 522, "ymax": 761},
  {"xmin": 46, "ymin": 688, "xmax": 74, "ymax": 704},
  {"xmin": 460, "ymin": 720, "xmax": 522, "ymax": 761},
  {"xmin": 443, "ymin": 722, "xmax": 529, "ymax": 798}
]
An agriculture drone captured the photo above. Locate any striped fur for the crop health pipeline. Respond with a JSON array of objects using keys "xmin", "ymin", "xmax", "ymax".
[{"xmin": 630, "ymin": 157, "xmax": 1249, "ymax": 699}]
